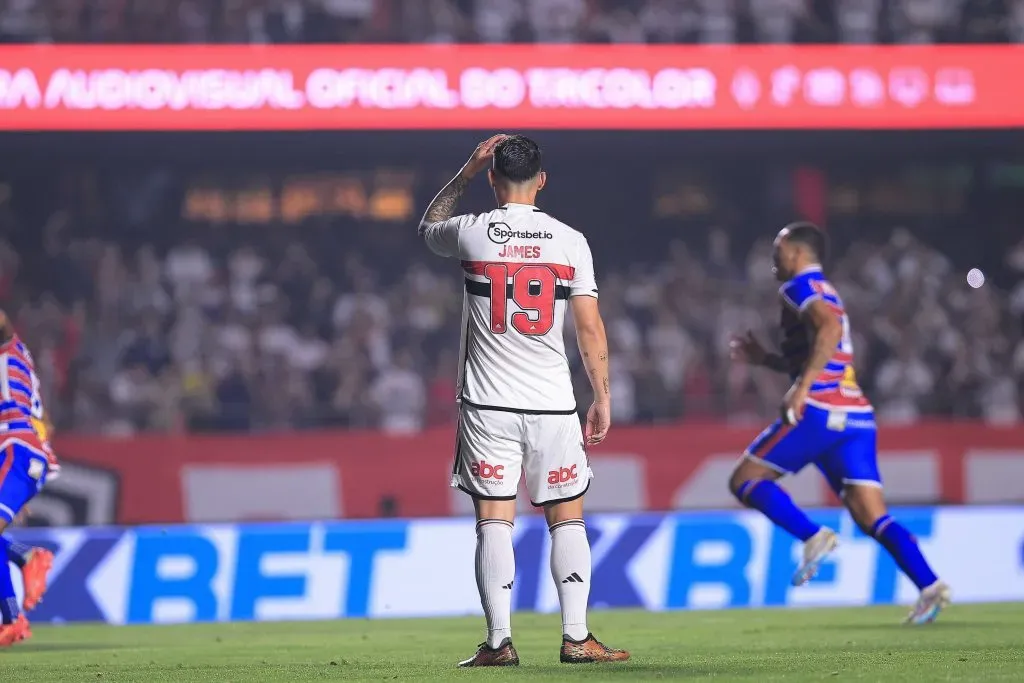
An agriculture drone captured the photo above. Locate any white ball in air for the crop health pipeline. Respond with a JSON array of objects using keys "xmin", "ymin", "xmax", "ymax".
[{"xmin": 966, "ymin": 268, "xmax": 985, "ymax": 289}]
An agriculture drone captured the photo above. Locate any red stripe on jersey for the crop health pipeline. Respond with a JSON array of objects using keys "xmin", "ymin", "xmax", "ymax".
[
  {"xmin": 809, "ymin": 280, "xmax": 832, "ymax": 294},
  {"xmin": 0, "ymin": 409, "xmax": 30, "ymax": 422},
  {"xmin": 808, "ymin": 388, "xmax": 871, "ymax": 406},
  {"xmin": 832, "ymin": 351, "xmax": 853, "ymax": 363},
  {"xmin": 2, "ymin": 337, "xmax": 36, "ymax": 374},
  {"xmin": 752, "ymin": 423, "xmax": 793, "ymax": 457},
  {"xmin": 2, "ymin": 336, "xmax": 26, "ymax": 355},
  {"xmin": 823, "ymin": 302, "xmax": 845, "ymax": 316},
  {"xmin": 7, "ymin": 367, "xmax": 31, "ymax": 386},
  {"xmin": 0, "ymin": 446, "xmax": 12, "ymax": 488},
  {"xmin": 462, "ymin": 261, "xmax": 575, "ymax": 281}
]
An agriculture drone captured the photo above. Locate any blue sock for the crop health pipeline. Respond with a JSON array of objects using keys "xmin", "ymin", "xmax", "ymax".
[
  {"xmin": 871, "ymin": 515, "xmax": 938, "ymax": 590},
  {"xmin": 0, "ymin": 536, "xmax": 18, "ymax": 624},
  {"xmin": 6, "ymin": 539, "xmax": 32, "ymax": 569},
  {"xmin": 736, "ymin": 480, "xmax": 821, "ymax": 542}
]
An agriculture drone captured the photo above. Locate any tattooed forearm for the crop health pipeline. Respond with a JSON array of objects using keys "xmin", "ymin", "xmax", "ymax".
[
  {"xmin": 573, "ymin": 298, "xmax": 610, "ymax": 403},
  {"xmin": 581, "ymin": 346, "xmax": 610, "ymax": 403},
  {"xmin": 419, "ymin": 172, "xmax": 470, "ymax": 234}
]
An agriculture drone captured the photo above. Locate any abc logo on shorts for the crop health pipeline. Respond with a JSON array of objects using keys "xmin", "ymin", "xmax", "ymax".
[
  {"xmin": 547, "ymin": 464, "xmax": 577, "ymax": 486},
  {"xmin": 470, "ymin": 460, "xmax": 504, "ymax": 480}
]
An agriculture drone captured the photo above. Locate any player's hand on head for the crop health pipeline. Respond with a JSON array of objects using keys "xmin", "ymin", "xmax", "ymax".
[
  {"xmin": 585, "ymin": 401, "xmax": 611, "ymax": 445},
  {"xmin": 729, "ymin": 330, "xmax": 766, "ymax": 365},
  {"xmin": 462, "ymin": 134, "xmax": 509, "ymax": 179}
]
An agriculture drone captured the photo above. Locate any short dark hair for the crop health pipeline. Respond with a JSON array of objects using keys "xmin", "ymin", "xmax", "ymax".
[
  {"xmin": 493, "ymin": 135, "xmax": 542, "ymax": 183},
  {"xmin": 783, "ymin": 221, "xmax": 828, "ymax": 263}
]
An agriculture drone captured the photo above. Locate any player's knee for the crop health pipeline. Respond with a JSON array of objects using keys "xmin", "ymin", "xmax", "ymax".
[
  {"xmin": 728, "ymin": 471, "xmax": 746, "ymax": 498},
  {"xmin": 729, "ymin": 470, "xmax": 758, "ymax": 503},
  {"xmin": 728, "ymin": 459, "xmax": 761, "ymax": 498},
  {"xmin": 543, "ymin": 498, "xmax": 585, "ymax": 527},
  {"xmin": 473, "ymin": 497, "xmax": 516, "ymax": 524},
  {"xmin": 850, "ymin": 508, "xmax": 885, "ymax": 536}
]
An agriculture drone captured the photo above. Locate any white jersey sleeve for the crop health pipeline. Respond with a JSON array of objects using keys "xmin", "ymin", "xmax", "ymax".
[
  {"xmin": 421, "ymin": 214, "xmax": 475, "ymax": 258},
  {"xmin": 570, "ymin": 236, "xmax": 599, "ymax": 299}
]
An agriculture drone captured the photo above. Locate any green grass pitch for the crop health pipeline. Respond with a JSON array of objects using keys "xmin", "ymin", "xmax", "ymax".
[{"xmin": 4, "ymin": 604, "xmax": 1023, "ymax": 681}]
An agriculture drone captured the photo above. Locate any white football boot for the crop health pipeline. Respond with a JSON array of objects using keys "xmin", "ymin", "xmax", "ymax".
[
  {"xmin": 792, "ymin": 527, "xmax": 839, "ymax": 586},
  {"xmin": 904, "ymin": 581, "xmax": 951, "ymax": 625}
]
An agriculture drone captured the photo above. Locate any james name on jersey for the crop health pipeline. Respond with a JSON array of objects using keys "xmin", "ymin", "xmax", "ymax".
[{"xmin": 423, "ymin": 204, "xmax": 597, "ymax": 413}]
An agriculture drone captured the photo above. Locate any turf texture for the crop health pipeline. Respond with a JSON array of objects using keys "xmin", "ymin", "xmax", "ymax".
[{"xmin": 3, "ymin": 603, "xmax": 1022, "ymax": 681}]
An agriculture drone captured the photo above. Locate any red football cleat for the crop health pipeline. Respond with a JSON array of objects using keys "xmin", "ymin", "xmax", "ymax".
[
  {"xmin": 21, "ymin": 548, "xmax": 54, "ymax": 611},
  {"xmin": 0, "ymin": 615, "xmax": 31, "ymax": 647}
]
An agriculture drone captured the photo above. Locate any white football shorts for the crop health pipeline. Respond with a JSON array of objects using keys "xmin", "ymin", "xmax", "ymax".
[{"xmin": 450, "ymin": 403, "xmax": 593, "ymax": 506}]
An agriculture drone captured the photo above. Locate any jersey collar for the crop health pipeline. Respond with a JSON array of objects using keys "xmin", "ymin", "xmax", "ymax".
[
  {"xmin": 499, "ymin": 203, "xmax": 542, "ymax": 212},
  {"xmin": 794, "ymin": 264, "xmax": 823, "ymax": 276}
]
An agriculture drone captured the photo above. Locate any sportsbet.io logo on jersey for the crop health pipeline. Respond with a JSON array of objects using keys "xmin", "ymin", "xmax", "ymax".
[{"xmin": 487, "ymin": 222, "xmax": 553, "ymax": 244}]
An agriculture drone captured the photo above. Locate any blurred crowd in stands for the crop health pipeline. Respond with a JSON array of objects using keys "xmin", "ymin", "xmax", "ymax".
[
  {"xmin": 0, "ymin": 0, "xmax": 1022, "ymax": 45},
  {"xmin": 2, "ymin": 175, "xmax": 1022, "ymax": 436}
]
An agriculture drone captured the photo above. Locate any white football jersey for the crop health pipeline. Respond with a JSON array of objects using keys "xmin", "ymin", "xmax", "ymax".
[{"xmin": 423, "ymin": 202, "xmax": 598, "ymax": 413}]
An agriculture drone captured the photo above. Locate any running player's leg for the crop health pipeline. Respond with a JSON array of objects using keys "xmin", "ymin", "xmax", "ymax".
[
  {"xmin": 526, "ymin": 414, "xmax": 628, "ymax": 664},
  {"xmin": 0, "ymin": 531, "xmax": 17, "ymax": 626},
  {"xmin": 820, "ymin": 428, "xmax": 949, "ymax": 624},
  {"xmin": 731, "ymin": 412, "xmax": 840, "ymax": 585},
  {"xmin": 6, "ymin": 539, "xmax": 31, "ymax": 568},
  {"xmin": 0, "ymin": 444, "xmax": 45, "ymax": 644},
  {"xmin": 731, "ymin": 418, "xmax": 832, "ymax": 538},
  {"xmin": 450, "ymin": 406, "xmax": 521, "ymax": 667},
  {"xmin": 6, "ymin": 513, "xmax": 53, "ymax": 611}
]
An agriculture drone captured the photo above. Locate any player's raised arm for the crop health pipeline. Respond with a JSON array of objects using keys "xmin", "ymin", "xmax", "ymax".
[{"xmin": 418, "ymin": 134, "xmax": 507, "ymax": 256}]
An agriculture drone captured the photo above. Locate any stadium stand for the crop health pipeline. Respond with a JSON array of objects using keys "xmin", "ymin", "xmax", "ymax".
[
  {"xmin": 2, "ymin": 151, "xmax": 1021, "ymax": 435},
  {"xmin": 0, "ymin": 0, "xmax": 1022, "ymax": 45}
]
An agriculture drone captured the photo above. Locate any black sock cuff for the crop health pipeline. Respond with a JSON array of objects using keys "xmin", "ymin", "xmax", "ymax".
[
  {"xmin": 476, "ymin": 519, "xmax": 514, "ymax": 531},
  {"xmin": 548, "ymin": 519, "xmax": 585, "ymax": 534}
]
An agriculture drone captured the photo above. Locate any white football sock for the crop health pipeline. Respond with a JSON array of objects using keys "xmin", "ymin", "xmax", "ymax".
[
  {"xmin": 475, "ymin": 519, "xmax": 515, "ymax": 648},
  {"xmin": 549, "ymin": 519, "xmax": 591, "ymax": 641}
]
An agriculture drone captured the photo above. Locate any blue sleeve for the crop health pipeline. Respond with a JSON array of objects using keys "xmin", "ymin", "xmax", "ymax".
[{"xmin": 779, "ymin": 277, "xmax": 821, "ymax": 312}]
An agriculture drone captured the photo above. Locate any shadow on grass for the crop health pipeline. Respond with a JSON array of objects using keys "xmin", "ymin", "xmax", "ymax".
[{"xmin": 447, "ymin": 661, "xmax": 776, "ymax": 679}]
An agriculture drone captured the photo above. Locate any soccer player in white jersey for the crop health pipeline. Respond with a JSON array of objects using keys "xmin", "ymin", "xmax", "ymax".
[{"xmin": 420, "ymin": 134, "xmax": 629, "ymax": 666}]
